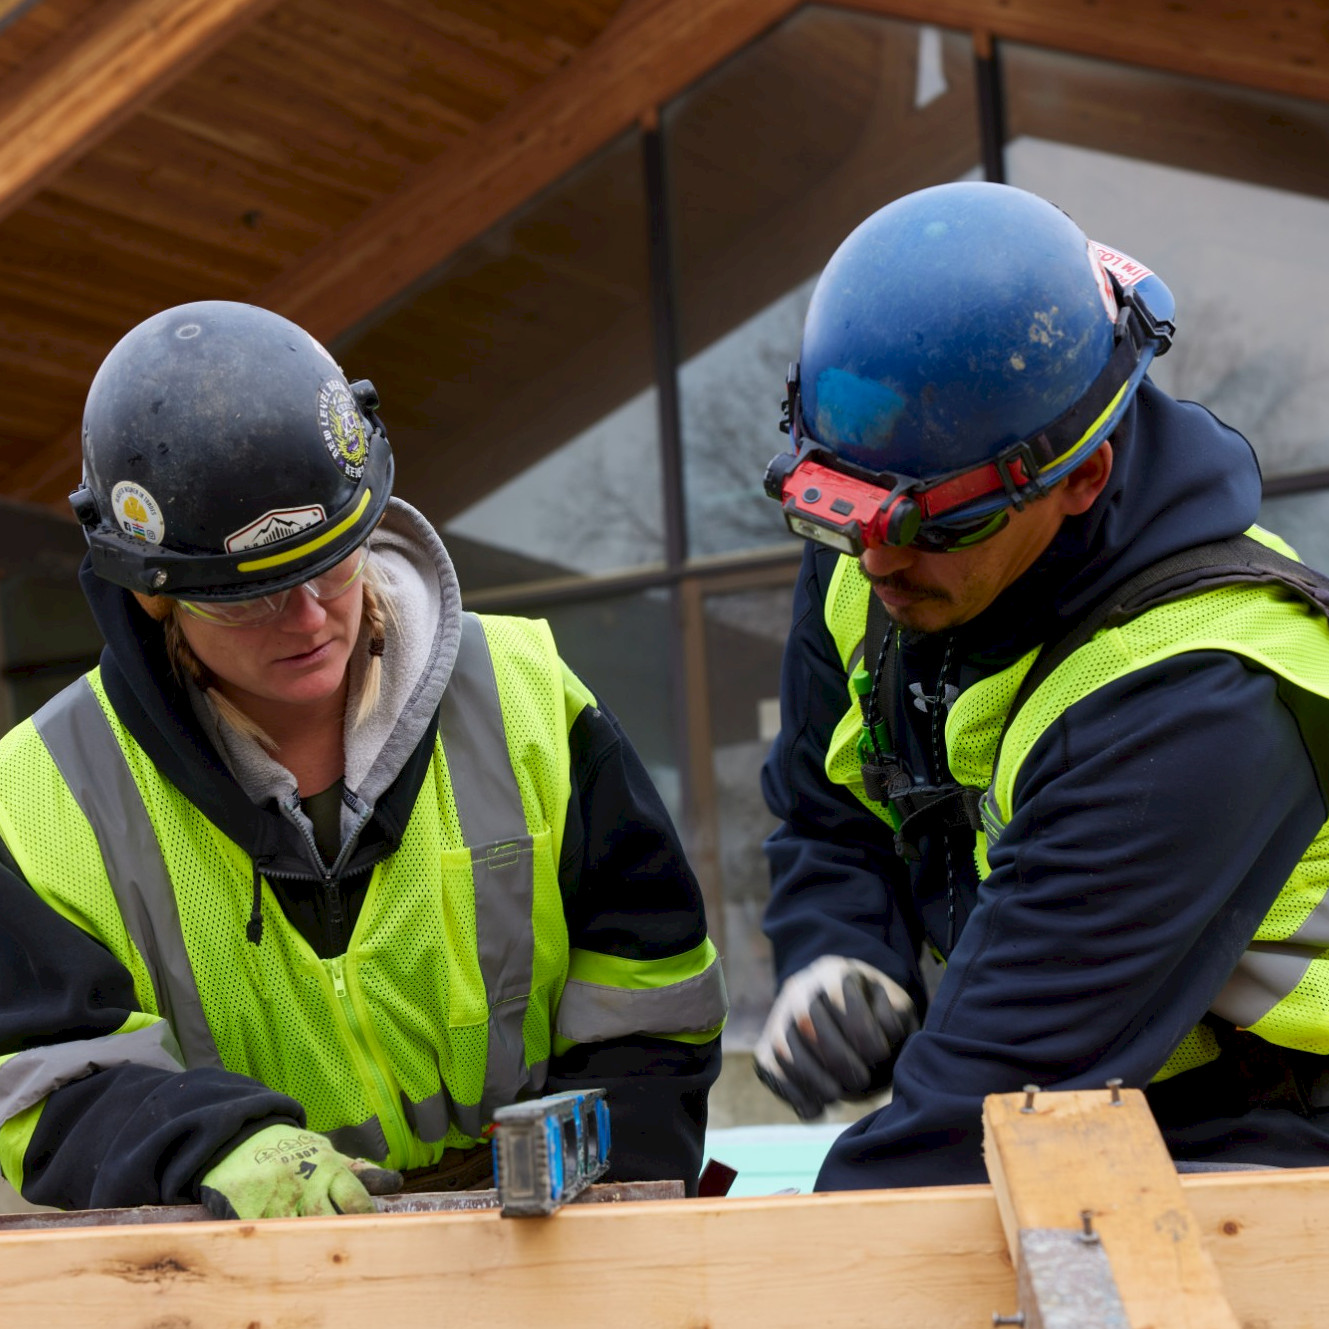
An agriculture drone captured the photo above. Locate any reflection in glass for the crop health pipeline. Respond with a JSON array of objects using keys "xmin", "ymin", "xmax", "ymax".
[
  {"xmin": 1259, "ymin": 493, "xmax": 1329, "ymax": 572},
  {"xmin": 532, "ymin": 590, "xmax": 682, "ymax": 824},
  {"xmin": 1003, "ymin": 44, "xmax": 1329, "ymax": 480},
  {"xmin": 334, "ymin": 132, "xmax": 663, "ymax": 588},
  {"xmin": 702, "ymin": 586, "xmax": 795, "ymax": 1046},
  {"xmin": 666, "ymin": 10, "xmax": 983, "ymax": 559}
]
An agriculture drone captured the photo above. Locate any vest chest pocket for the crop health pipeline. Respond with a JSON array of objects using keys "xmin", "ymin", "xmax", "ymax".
[{"xmin": 439, "ymin": 829, "xmax": 556, "ymax": 1018}]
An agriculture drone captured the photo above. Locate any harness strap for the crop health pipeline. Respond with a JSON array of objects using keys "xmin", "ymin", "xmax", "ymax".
[{"xmin": 996, "ymin": 533, "xmax": 1329, "ymax": 757}]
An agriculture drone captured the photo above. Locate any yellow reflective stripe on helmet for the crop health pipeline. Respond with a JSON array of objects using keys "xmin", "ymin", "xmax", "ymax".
[
  {"xmin": 236, "ymin": 488, "xmax": 373, "ymax": 572},
  {"xmin": 1042, "ymin": 378, "xmax": 1130, "ymax": 475}
]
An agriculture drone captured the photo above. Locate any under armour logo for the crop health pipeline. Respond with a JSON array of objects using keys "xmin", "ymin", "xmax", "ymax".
[{"xmin": 910, "ymin": 682, "xmax": 959, "ymax": 713}]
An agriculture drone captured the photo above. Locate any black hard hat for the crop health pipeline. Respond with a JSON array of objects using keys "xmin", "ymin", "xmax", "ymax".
[{"xmin": 70, "ymin": 300, "xmax": 394, "ymax": 600}]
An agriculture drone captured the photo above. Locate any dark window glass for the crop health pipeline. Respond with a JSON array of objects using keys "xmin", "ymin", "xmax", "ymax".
[
  {"xmin": 334, "ymin": 133, "xmax": 662, "ymax": 591},
  {"xmin": 666, "ymin": 12, "xmax": 983, "ymax": 558}
]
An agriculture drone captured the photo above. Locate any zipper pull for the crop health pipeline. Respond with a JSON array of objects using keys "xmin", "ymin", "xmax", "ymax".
[{"xmin": 329, "ymin": 956, "xmax": 347, "ymax": 998}]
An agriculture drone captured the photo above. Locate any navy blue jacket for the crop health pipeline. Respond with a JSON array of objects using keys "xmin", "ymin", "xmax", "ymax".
[
  {"xmin": 0, "ymin": 563, "xmax": 718, "ymax": 1208},
  {"xmin": 762, "ymin": 380, "xmax": 1329, "ymax": 1188}
]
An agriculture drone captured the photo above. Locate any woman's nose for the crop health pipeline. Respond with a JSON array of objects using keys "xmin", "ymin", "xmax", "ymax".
[{"xmin": 278, "ymin": 583, "xmax": 328, "ymax": 628}]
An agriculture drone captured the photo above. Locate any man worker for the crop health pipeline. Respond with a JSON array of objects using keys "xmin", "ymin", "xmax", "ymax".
[
  {"xmin": 755, "ymin": 180, "xmax": 1329, "ymax": 1189},
  {"xmin": 0, "ymin": 300, "xmax": 726, "ymax": 1217}
]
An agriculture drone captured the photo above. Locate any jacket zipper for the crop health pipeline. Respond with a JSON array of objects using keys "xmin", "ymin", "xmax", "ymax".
[
  {"xmin": 327, "ymin": 954, "xmax": 418, "ymax": 1166},
  {"xmin": 269, "ymin": 795, "xmax": 418, "ymax": 1164}
]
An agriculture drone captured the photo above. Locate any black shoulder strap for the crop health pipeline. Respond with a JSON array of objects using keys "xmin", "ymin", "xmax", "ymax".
[{"xmin": 998, "ymin": 533, "xmax": 1329, "ymax": 755}]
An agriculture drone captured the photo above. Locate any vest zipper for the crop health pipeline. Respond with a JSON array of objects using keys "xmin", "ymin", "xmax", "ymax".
[{"xmin": 327, "ymin": 953, "xmax": 418, "ymax": 1166}]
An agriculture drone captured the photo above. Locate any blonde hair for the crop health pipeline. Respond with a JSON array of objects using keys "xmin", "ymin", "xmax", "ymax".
[{"xmin": 137, "ymin": 556, "xmax": 397, "ymax": 751}]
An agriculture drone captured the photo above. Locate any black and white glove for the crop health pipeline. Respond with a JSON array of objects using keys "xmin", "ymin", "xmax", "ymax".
[{"xmin": 754, "ymin": 956, "xmax": 918, "ymax": 1120}]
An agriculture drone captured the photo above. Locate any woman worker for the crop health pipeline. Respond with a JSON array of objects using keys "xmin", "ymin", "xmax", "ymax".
[{"xmin": 0, "ymin": 301, "xmax": 726, "ymax": 1219}]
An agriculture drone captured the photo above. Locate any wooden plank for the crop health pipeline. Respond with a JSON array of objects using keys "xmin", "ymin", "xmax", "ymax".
[
  {"xmin": 0, "ymin": 0, "xmax": 282, "ymax": 222},
  {"xmin": 4, "ymin": 1166, "xmax": 1329, "ymax": 1327},
  {"xmin": 984, "ymin": 1086, "xmax": 1239, "ymax": 1328},
  {"xmin": 0, "ymin": 1187, "xmax": 1015, "ymax": 1329}
]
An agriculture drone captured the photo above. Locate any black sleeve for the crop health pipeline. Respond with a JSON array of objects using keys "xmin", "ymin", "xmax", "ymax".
[
  {"xmin": 550, "ymin": 696, "xmax": 720, "ymax": 1196},
  {"xmin": 761, "ymin": 544, "xmax": 922, "ymax": 1002},
  {"xmin": 0, "ymin": 845, "xmax": 303, "ymax": 1210},
  {"xmin": 817, "ymin": 654, "xmax": 1329, "ymax": 1189}
]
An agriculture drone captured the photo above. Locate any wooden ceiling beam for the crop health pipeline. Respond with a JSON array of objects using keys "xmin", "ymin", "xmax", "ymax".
[
  {"xmin": 257, "ymin": 0, "xmax": 803, "ymax": 338},
  {"xmin": 0, "ymin": 0, "xmax": 282, "ymax": 225},
  {"xmin": 837, "ymin": 0, "xmax": 1329, "ymax": 106}
]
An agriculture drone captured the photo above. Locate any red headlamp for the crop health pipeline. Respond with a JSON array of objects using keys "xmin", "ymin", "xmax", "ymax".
[
  {"xmin": 764, "ymin": 367, "xmax": 1048, "ymax": 557},
  {"xmin": 764, "ymin": 449, "xmax": 1034, "ymax": 556}
]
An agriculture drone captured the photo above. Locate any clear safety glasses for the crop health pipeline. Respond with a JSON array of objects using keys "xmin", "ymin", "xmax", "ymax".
[{"xmin": 178, "ymin": 546, "xmax": 371, "ymax": 627}]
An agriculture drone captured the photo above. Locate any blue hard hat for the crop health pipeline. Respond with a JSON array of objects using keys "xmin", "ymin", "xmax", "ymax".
[{"xmin": 795, "ymin": 182, "xmax": 1174, "ymax": 518}]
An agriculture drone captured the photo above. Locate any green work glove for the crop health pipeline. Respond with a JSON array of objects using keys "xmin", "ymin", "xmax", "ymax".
[{"xmin": 199, "ymin": 1125, "xmax": 403, "ymax": 1219}]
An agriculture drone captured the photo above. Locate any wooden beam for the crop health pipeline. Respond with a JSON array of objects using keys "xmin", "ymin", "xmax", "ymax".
[
  {"xmin": 258, "ymin": 0, "xmax": 801, "ymax": 338},
  {"xmin": 835, "ymin": 0, "xmax": 1329, "ymax": 106},
  {"xmin": 984, "ymin": 1085, "xmax": 1239, "ymax": 1328},
  {"xmin": 5, "ymin": 1165, "xmax": 1329, "ymax": 1327},
  {"xmin": 0, "ymin": 0, "xmax": 281, "ymax": 223}
]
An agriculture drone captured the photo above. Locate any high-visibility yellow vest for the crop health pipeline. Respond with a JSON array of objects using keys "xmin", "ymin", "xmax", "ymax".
[
  {"xmin": 819, "ymin": 540, "xmax": 1329, "ymax": 1080},
  {"xmin": 0, "ymin": 613, "xmax": 725, "ymax": 1188}
]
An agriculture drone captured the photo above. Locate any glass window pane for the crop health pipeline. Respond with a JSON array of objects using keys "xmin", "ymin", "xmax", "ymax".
[
  {"xmin": 702, "ymin": 584, "xmax": 795, "ymax": 1045},
  {"xmin": 527, "ymin": 589, "xmax": 682, "ymax": 826},
  {"xmin": 1003, "ymin": 44, "xmax": 1329, "ymax": 480},
  {"xmin": 1259, "ymin": 492, "xmax": 1329, "ymax": 570},
  {"xmin": 666, "ymin": 12, "xmax": 984, "ymax": 558},
  {"xmin": 334, "ymin": 132, "xmax": 662, "ymax": 591}
]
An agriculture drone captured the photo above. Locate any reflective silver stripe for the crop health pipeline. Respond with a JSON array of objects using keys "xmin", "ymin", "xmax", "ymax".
[
  {"xmin": 325, "ymin": 1116, "xmax": 390, "ymax": 1163},
  {"xmin": 31, "ymin": 680, "xmax": 222, "ymax": 1070},
  {"xmin": 1211, "ymin": 943, "xmax": 1315, "ymax": 1030},
  {"xmin": 979, "ymin": 787, "xmax": 1005, "ymax": 844},
  {"xmin": 1288, "ymin": 891, "xmax": 1329, "ymax": 948},
  {"xmin": 438, "ymin": 614, "xmax": 540, "ymax": 1129},
  {"xmin": 0, "ymin": 1024, "xmax": 184, "ymax": 1122},
  {"xmin": 557, "ymin": 959, "xmax": 728, "ymax": 1044}
]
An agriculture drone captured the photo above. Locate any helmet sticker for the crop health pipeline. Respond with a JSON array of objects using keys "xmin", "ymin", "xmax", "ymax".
[
  {"xmin": 1086, "ymin": 241, "xmax": 1120, "ymax": 321},
  {"xmin": 1092, "ymin": 242, "xmax": 1155, "ymax": 297},
  {"xmin": 225, "ymin": 505, "xmax": 328, "ymax": 553},
  {"xmin": 111, "ymin": 481, "xmax": 164, "ymax": 545},
  {"xmin": 317, "ymin": 379, "xmax": 369, "ymax": 480}
]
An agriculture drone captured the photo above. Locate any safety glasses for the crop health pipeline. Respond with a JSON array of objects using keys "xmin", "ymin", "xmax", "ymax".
[{"xmin": 178, "ymin": 546, "xmax": 371, "ymax": 627}]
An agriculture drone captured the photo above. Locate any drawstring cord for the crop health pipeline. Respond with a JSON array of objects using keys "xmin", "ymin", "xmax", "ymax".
[
  {"xmin": 931, "ymin": 636, "xmax": 959, "ymax": 950},
  {"xmin": 248, "ymin": 856, "xmax": 274, "ymax": 945}
]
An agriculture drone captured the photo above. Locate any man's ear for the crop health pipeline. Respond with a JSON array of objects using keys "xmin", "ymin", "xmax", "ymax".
[{"xmin": 1059, "ymin": 441, "xmax": 1113, "ymax": 516}]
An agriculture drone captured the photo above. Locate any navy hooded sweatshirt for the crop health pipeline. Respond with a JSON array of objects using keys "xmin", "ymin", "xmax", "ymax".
[{"xmin": 761, "ymin": 379, "xmax": 1329, "ymax": 1189}]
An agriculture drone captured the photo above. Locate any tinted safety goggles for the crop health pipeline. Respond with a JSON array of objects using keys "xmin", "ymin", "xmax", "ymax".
[{"xmin": 178, "ymin": 545, "xmax": 370, "ymax": 627}]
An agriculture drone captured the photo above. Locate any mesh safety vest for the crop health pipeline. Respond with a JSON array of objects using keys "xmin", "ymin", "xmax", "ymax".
[
  {"xmin": 820, "ymin": 539, "xmax": 1329, "ymax": 1081},
  {"xmin": 0, "ymin": 613, "xmax": 725, "ymax": 1181}
]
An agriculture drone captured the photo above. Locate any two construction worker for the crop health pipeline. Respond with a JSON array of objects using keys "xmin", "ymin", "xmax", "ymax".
[
  {"xmin": 0, "ymin": 302, "xmax": 727, "ymax": 1218},
  {"xmin": 756, "ymin": 181, "xmax": 1329, "ymax": 1187}
]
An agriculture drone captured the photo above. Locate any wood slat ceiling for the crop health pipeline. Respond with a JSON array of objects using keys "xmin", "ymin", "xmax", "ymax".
[
  {"xmin": 0, "ymin": 0, "xmax": 628, "ymax": 509},
  {"xmin": 1, "ymin": 0, "xmax": 1328, "ymax": 528}
]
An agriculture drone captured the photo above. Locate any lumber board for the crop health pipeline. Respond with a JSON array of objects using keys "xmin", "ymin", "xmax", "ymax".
[
  {"xmin": 4, "ymin": 1167, "xmax": 1329, "ymax": 1327},
  {"xmin": 0, "ymin": 0, "xmax": 281, "ymax": 222},
  {"xmin": 0, "ymin": 1188, "xmax": 1013, "ymax": 1329},
  {"xmin": 984, "ymin": 1086, "xmax": 1239, "ymax": 1328}
]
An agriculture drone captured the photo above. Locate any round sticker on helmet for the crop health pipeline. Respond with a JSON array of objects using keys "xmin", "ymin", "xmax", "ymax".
[
  {"xmin": 317, "ymin": 379, "xmax": 369, "ymax": 480},
  {"xmin": 111, "ymin": 481, "xmax": 164, "ymax": 544}
]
